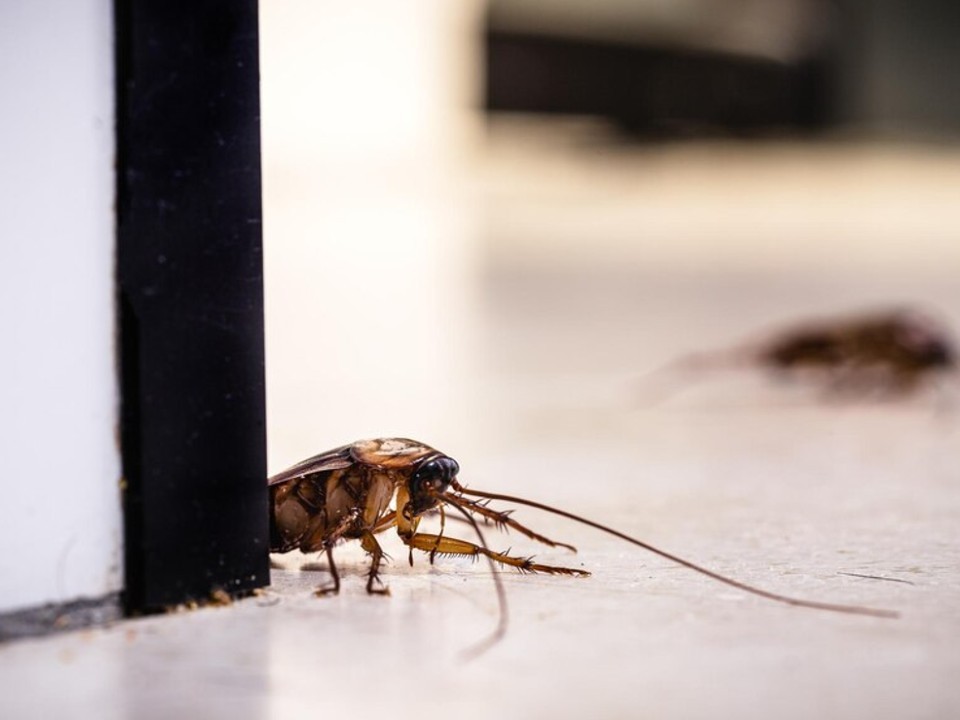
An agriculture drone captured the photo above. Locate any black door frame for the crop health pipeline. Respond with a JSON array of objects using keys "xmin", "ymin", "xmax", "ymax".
[{"xmin": 116, "ymin": 0, "xmax": 270, "ymax": 612}]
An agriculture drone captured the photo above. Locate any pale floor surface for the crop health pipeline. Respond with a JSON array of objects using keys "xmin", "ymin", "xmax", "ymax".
[
  {"xmin": 3, "ymin": 128, "xmax": 960, "ymax": 719},
  {"xmin": 2, "ymin": 401, "xmax": 959, "ymax": 720}
]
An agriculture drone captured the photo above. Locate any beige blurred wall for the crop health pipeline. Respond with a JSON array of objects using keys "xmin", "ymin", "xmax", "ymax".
[{"xmin": 260, "ymin": 1, "xmax": 485, "ymax": 469}]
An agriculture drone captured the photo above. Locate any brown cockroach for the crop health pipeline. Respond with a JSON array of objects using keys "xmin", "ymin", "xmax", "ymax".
[
  {"xmin": 640, "ymin": 308, "xmax": 955, "ymax": 402},
  {"xmin": 761, "ymin": 308, "xmax": 954, "ymax": 389},
  {"xmin": 269, "ymin": 438, "xmax": 897, "ymax": 654}
]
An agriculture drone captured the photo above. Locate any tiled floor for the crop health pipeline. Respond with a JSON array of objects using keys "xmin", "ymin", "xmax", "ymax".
[{"xmin": 3, "ymin": 125, "xmax": 960, "ymax": 719}]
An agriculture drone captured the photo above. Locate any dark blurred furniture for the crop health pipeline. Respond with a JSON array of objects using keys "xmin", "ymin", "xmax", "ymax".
[
  {"xmin": 485, "ymin": 1, "xmax": 960, "ymax": 138},
  {"xmin": 486, "ymin": 31, "xmax": 835, "ymax": 136}
]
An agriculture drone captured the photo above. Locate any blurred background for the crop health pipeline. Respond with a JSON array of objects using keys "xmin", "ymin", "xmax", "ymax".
[
  {"xmin": 261, "ymin": 0, "xmax": 960, "ymax": 469},
  {"xmin": 258, "ymin": 9, "xmax": 960, "ymax": 711},
  {"xmin": 3, "ymin": 4, "xmax": 959, "ymax": 719}
]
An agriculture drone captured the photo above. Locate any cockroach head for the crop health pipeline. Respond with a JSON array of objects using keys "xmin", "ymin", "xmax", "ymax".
[
  {"xmin": 921, "ymin": 338, "xmax": 954, "ymax": 368},
  {"xmin": 408, "ymin": 454, "xmax": 460, "ymax": 515},
  {"xmin": 893, "ymin": 313, "xmax": 955, "ymax": 368}
]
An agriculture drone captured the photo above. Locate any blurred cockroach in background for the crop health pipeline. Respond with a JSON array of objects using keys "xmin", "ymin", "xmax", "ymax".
[
  {"xmin": 269, "ymin": 438, "xmax": 898, "ymax": 656},
  {"xmin": 638, "ymin": 307, "xmax": 956, "ymax": 404}
]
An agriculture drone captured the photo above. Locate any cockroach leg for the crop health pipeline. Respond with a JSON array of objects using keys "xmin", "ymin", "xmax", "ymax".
[
  {"xmin": 301, "ymin": 508, "xmax": 358, "ymax": 554},
  {"xmin": 429, "ymin": 505, "xmax": 447, "ymax": 565},
  {"xmin": 403, "ymin": 532, "xmax": 590, "ymax": 577},
  {"xmin": 313, "ymin": 546, "xmax": 341, "ymax": 597},
  {"xmin": 360, "ymin": 531, "xmax": 390, "ymax": 596},
  {"xmin": 300, "ymin": 512, "xmax": 356, "ymax": 597},
  {"xmin": 372, "ymin": 511, "xmax": 397, "ymax": 534}
]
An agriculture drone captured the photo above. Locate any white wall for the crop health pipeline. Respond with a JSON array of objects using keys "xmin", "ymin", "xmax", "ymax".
[{"xmin": 0, "ymin": 1, "xmax": 121, "ymax": 613}]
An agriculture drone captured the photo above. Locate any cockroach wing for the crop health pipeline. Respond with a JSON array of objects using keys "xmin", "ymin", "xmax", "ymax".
[
  {"xmin": 268, "ymin": 444, "xmax": 355, "ymax": 486},
  {"xmin": 350, "ymin": 438, "xmax": 438, "ymax": 469}
]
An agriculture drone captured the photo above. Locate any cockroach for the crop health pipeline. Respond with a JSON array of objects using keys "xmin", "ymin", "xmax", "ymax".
[
  {"xmin": 269, "ymin": 438, "xmax": 897, "ymax": 655},
  {"xmin": 640, "ymin": 308, "xmax": 955, "ymax": 402},
  {"xmin": 762, "ymin": 308, "xmax": 954, "ymax": 389}
]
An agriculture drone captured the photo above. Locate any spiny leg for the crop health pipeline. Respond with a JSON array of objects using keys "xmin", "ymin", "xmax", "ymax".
[
  {"xmin": 445, "ymin": 494, "xmax": 577, "ymax": 552},
  {"xmin": 301, "ymin": 508, "xmax": 358, "ymax": 553},
  {"xmin": 402, "ymin": 507, "xmax": 447, "ymax": 567},
  {"xmin": 300, "ymin": 510, "xmax": 357, "ymax": 597},
  {"xmin": 313, "ymin": 546, "xmax": 340, "ymax": 597},
  {"xmin": 372, "ymin": 511, "xmax": 397, "ymax": 534},
  {"xmin": 404, "ymin": 533, "xmax": 590, "ymax": 577},
  {"xmin": 428, "ymin": 505, "xmax": 446, "ymax": 565},
  {"xmin": 360, "ymin": 530, "xmax": 390, "ymax": 595}
]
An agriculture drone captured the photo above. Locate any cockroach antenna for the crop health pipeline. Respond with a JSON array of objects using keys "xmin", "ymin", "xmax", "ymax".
[{"xmin": 450, "ymin": 481, "xmax": 899, "ymax": 620}]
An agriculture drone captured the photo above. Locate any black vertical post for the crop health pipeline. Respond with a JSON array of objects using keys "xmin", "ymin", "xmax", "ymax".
[{"xmin": 116, "ymin": 0, "xmax": 269, "ymax": 611}]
